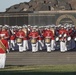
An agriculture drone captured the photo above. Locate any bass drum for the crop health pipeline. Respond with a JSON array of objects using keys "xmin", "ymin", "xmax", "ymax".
[
  {"xmin": 45, "ymin": 38, "xmax": 51, "ymax": 44},
  {"xmin": 31, "ymin": 38, "xmax": 37, "ymax": 44}
]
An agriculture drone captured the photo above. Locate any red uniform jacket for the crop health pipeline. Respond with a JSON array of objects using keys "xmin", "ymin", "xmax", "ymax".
[
  {"xmin": 43, "ymin": 30, "xmax": 54, "ymax": 40},
  {"xmin": 10, "ymin": 35, "xmax": 16, "ymax": 40},
  {"xmin": 16, "ymin": 31, "xmax": 28, "ymax": 40},
  {"xmin": 59, "ymin": 28, "xmax": 67, "ymax": 40},
  {"xmin": 0, "ymin": 30, "xmax": 1, "ymax": 34},
  {"xmin": 1, "ymin": 30, "xmax": 9, "ymax": 39},
  {"xmin": 29, "ymin": 31, "xmax": 39, "ymax": 39},
  {"xmin": 66, "ymin": 29, "xmax": 72, "ymax": 37},
  {"xmin": 38, "ymin": 35, "xmax": 43, "ymax": 40},
  {"xmin": 16, "ymin": 31, "xmax": 25, "ymax": 38},
  {"xmin": 0, "ymin": 39, "xmax": 8, "ymax": 53}
]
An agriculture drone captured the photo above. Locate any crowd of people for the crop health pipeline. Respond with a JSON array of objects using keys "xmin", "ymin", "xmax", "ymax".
[{"xmin": 0, "ymin": 23, "xmax": 76, "ymax": 68}]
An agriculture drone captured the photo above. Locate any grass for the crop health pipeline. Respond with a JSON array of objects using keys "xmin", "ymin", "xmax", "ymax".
[{"xmin": 0, "ymin": 65, "xmax": 76, "ymax": 75}]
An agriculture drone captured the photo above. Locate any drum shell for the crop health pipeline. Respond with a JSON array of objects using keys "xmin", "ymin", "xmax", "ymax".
[
  {"xmin": 31, "ymin": 38, "xmax": 37, "ymax": 44},
  {"xmin": 45, "ymin": 38, "xmax": 51, "ymax": 44},
  {"xmin": 16, "ymin": 38, "xmax": 23, "ymax": 43}
]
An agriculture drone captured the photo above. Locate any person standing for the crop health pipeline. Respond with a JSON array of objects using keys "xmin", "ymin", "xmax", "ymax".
[
  {"xmin": 59, "ymin": 26, "xmax": 68, "ymax": 52},
  {"xmin": 0, "ymin": 34, "xmax": 9, "ymax": 68},
  {"xmin": 22, "ymin": 26, "xmax": 29, "ymax": 51},
  {"xmin": 38, "ymin": 27, "xmax": 44, "ymax": 51},
  {"xmin": 29, "ymin": 27, "xmax": 39, "ymax": 52},
  {"xmin": 43, "ymin": 27, "xmax": 54, "ymax": 52},
  {"xmin": 50, "ymin": 27, "xmax": 55, "ymax": 51},
  {"xmin": 16, "ymin": 26, "xmax": 25, "ymax": 52}
]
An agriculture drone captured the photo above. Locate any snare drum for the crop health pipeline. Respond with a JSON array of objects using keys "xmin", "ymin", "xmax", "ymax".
[
  {"xmin": 45, "ymin": 38, "xmax": 51, "ymax": 44},
  {"xmin": 31, "ymin": 38, "xmax": 37, "ymax": 44},
  {"xmin": 16, "ymin": 38, "xmax": 23, "ymax": 44}
]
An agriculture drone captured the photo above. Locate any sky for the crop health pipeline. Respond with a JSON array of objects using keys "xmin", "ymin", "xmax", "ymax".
[{"xmin": 0, "ymin": 0, "xmax": 30, "ymax": 12}]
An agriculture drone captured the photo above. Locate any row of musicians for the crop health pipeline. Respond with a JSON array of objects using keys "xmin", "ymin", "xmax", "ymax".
[{"xmin": 0, "ymin": 27, "xmax": 76, "ymax": 52}]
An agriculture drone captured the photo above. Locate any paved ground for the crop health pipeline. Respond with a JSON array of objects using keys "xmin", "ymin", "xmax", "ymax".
[{"xmin": 6, "ymin": 50, "xmax": 76, "ymax": 65}]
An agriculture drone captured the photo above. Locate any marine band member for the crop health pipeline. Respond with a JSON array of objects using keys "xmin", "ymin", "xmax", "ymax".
[
  {"xmin": 0, "ymin": 34, "xmax": 9, "ymax": 68},
  {"xmin": 16, "ymin": 26, "xmax": 25, "ymax": 52},
  {"xmin": 29, "ymin": 27, "xmax": 39, "ymax": 52}
]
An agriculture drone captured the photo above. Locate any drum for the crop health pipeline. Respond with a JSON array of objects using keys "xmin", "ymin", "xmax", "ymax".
[
  {"xmin": 45, "ymin": 38, "xmax": 51, "ymax": 44},
  {"xmin": 16, "ymin": 38, "xmax": 23, "ymax": 43},
  {"xmin": 31, "ymin": 38, "xmax": 37, "ymax": 44}
]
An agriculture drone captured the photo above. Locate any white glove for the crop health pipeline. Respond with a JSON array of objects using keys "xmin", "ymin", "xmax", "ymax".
[{"xmin": 7, "ymin": 49, "xmax": 9, "ymax": 53}]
